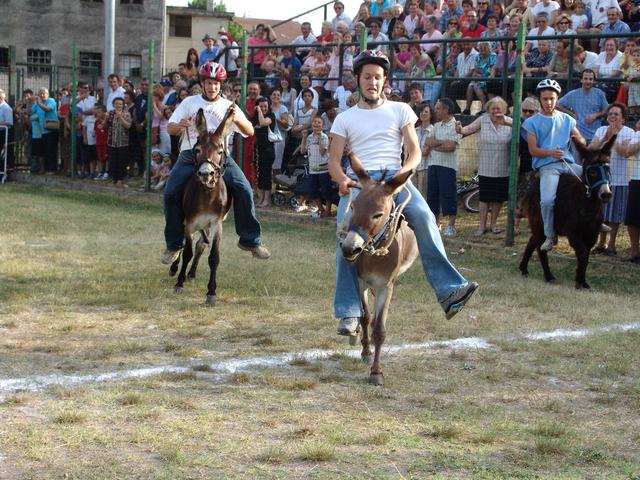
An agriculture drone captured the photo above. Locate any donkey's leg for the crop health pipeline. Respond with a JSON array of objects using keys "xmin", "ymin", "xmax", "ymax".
[
  {"xmin": 360, "ymin": 287, "xmax": 372, "ymax": 363},
  {"xmin": 175, "ymin": 229, "xmax": 194, "ymax": 292},
  {"xmin": 568, "ymin": 235, "xmax": 590, "ymax": 289},
  {"xmin": 169, "ymin": 257, "xmax": 180, "ymax": 277},
  {"xmin": 370, "ymin": 285, "xmax": 393, "ymax": 386},
  {"xmin": 519, "ymin": 235, "xmax": 538, "ymax": 276},
  {"xmin": 536, "ymin": 247, "xmax": 556, "ymax": 283},
  {"xmin": 205, "ymin": 222, "xmax": 222, "ymax": 306},
  {"xmin": 188, "ymin": 230, "xmax": 209, "ymax": 280}
]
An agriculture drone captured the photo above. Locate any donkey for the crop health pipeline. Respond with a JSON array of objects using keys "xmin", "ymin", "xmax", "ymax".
[
  {"xmin": 170, "ymin": 107, "xmax": 234, "ymax": 305},
  {"xmin": 519, "ymin": 135, "xmax": 614, "ymax": 289},
  {"xmin": 339, "ymin": 153, "xmax": 419, "ymax": 386}
]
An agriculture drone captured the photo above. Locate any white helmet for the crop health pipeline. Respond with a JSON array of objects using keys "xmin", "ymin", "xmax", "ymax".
[{"xmin": 536, "ymin": 78, "xmax": 562, "ymax": 95}]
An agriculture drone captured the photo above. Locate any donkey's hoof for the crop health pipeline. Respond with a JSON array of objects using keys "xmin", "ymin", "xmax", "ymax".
[
  {"xmin": 169, "ymin": 267, "xmax": 178, "ymax": 277},
  {"xmin": 174, "ymin": 286, "xmax": 183, "ymax": 293},
  {"xmin": 519, "ymin": 268, "xmax": 529, "ymax": 277},
  {"xmin": 545, "ymin": 276, "xmax": 557, "ymax": 283},
  {"xmin": 205, "ymin": 295, "xmax": 216, "ymax": 306},
  {"xmin": 361, "ymin": 353, "xmax": 372, "ymax": 364},
  {"xmin": 576, "ymin": 281, "xmax": 590, "ymax": 290},
  {"xmin": 348, "ymin": 333, "xmax": 359, "ymax": 346},
  {"xmin": 369, "ymin": 373, "xmax": 384, "ymax": 386}
]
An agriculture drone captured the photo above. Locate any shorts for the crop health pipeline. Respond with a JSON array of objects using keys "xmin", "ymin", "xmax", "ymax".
[
  {"xmin": 81, "ymin": 144, "xmax": 96, "ymax": 166},
  {"xmin": 625, "ymin": 180, "xmax": 640, "ymax": 227},
  {"xmin": 307, "ymin": 172, "xmax": 332, "ymax": 201}
]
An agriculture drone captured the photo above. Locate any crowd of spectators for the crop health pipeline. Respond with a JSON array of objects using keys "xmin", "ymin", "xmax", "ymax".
[{"xmin": 1, "ymin": 0, "xmax": 640, "ymax": 260}]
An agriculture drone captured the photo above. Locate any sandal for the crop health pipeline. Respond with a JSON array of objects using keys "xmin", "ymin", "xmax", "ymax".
[
  {"xmin": 490, "ymin": 225, "xmax": 502, "ymax": 234},
  {"xmin": 473, "ymin": 227, "xmax": 488, "ymax": 237}
]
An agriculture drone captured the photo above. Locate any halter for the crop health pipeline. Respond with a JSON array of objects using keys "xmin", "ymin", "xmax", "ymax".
[
  {"xmin": 337, "ymin": 184, "xmax": 412, "ymax": 258},
  {"xmin": 197, "ymin": 158, "xmax": 224, "ymax": 190},
  {"xmin": 583, "ymin": 162, "xmax": 610, "ymax": 198}
]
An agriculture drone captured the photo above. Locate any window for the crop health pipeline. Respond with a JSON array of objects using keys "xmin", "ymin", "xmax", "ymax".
[
  {"xmin": 0, "ymin": 48, "xmax": 8, "ymax": 68},
  {"xmin": 121, "ymin": 0, "xmax": 143, "ymax": 3},
  {"xmin": 26, "ymin": 49, "xmax": 51, "ymax": 74},
  {"xmin": 169, "ymin": 15, "xmax": 192, "ymax": 38},
  {"xmin": 80, "ymin": 51, "xmax": 102, "ymax": 76},
  {"xmin": 81, "ymin": 0, "xmax": 103, "ymax": 3},
  {"xmin": 119, "ymin": 54, "xmax": 142, "ymax": 78}
]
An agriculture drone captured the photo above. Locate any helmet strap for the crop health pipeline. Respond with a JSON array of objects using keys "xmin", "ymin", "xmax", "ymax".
[{"xmin": 202, "ymin": 91, "xmax": 221, "ymax": 102}]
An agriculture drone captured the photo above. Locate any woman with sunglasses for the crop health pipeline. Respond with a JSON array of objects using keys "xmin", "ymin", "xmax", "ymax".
[{"xmin": 554, "ymin": 13, "xmax": 576, "ymax": 35}]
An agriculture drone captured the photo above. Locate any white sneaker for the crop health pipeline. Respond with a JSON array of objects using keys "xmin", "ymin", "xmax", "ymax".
[
  {"xmin": 443, "ymin": 225, "xmax": 456, "ymax": 237},
  {"xmin": 310, "ymin": 211, "xmax": 321, "ymax": 218},
  {"xmin": 540, "ymin": 237, "xmax": 555, "ymax": 252},
  {"xmin": 294, "ymin": 205, "xmax": 308, "ymax": 213}
]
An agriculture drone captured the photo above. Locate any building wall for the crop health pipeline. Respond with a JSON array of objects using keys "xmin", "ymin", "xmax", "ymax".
[
  {"xmin": 164, "ymin": 10, "xmax": 230, "ymax": 73},
  {"xmin": 0, "ymin": 0, "xmax": 164, "ymax": 85}
]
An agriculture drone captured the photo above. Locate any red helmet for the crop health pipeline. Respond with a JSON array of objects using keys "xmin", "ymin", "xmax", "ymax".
[{"xmin": 199, "ymin": 61, "xmax": 227, "ymax": 81}]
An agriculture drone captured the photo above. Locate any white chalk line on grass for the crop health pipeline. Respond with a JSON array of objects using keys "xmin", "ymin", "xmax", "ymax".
[{"xmin": 0, "ymin": 322, "xmax": 638, "ymax": 399}]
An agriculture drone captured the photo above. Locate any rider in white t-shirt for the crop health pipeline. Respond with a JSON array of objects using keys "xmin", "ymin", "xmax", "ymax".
[{"xmin": 328, "ymin": 50, "xmax": 478, "ymax": 336}]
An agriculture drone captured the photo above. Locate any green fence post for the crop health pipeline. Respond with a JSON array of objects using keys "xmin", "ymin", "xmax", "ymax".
[
  {"xmin": 146, "ymin": 39, "xmax": 155, "ymax": 192},
  {"xmin": 239, "ymin": 31, "xmax": 248, "ymax": 172},
  {"xmin": 70, "ymin": 42, "xmax": 78, "ymax": 179},
  {"xmin": 505, "ymin": 23, "xmax": 525, "ymax": 247},
  {"xmin": 359, "ymin": 27, "xmax": 367, "ymax": 52}
]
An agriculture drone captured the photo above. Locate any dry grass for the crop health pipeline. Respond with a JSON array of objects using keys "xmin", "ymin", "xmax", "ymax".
[{"xmin": 0, "ymin": 183, "xmax": 639, "ymax": 479}]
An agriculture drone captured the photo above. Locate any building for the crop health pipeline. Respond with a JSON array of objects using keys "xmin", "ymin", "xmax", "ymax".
[{"xmin": 0, "ymin": 0, "xmax": 165, "ymax": 93}]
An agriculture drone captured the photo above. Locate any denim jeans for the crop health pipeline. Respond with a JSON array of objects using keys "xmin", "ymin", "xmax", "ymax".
[
  {"xmin": 163, "ymin": 149, "xmax": 262, "ymax": 251},
  {"xmin": 334, "ymin": 170, "xmax": 468, "ymax": 318},
  {"xmin": 539, "ymin": 161, "xmax": 582, "ymax": 238}
]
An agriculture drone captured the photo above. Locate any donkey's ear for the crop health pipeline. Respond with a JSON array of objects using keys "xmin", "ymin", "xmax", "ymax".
[
  {"xmin": 348, "ymin": 152, "xmax": 370, "ymax": 184},
  {"xmin": 383, "ymin": 169, "xmax": 413, "ymax": 195},
  {"xmin": 196, "ymin": 108, "xmax": 208, "ymax": 138},
  {"xmin": 574, "ymin": 138, "xmax": 590, "ymax": 160},
  {"xmin": 214, "ymin": 105, "xmax": 236, "ymax": 139},
  {"xmin": 600, "ymin": 133, "xmax": 617, "ymax": 157}
]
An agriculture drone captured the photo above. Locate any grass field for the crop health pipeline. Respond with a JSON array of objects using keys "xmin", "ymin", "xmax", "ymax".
[{"xmin": 1, "ymin": 183, "xmax": 639, "ymax": 479}]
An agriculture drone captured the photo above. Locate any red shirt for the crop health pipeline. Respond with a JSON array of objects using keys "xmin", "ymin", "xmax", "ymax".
[
  {"xmin": 462, "ymin": 24, "xmax": 486, "ymax": 38},
  {"xmin": 95, "ymin": 118, "xmax": 108, "ymax": 146},
  {"xmin": 316, "ymin": 33, "xmax": 335, "ymax": 43}
]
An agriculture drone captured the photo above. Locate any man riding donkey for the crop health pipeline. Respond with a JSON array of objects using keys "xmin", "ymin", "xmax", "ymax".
[
  {"xmin": 522, "ymin": 78, "xmax": 610, "ymax": 253},
  {"xmin": 161, "ymin": 61, "xmax": 271, "ymax": 264},
  {"xmin": 328, "ymin": 50, "xmax": 479, "ymax": 336}
]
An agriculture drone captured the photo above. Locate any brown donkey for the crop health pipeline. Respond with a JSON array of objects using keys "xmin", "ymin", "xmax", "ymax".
[
  {"xmin": 339, "ymin": 153, "xmax": 419, "ymax": 385},
  {"xmin": 170, "ymin": 107, "xmax": 234, "ymax": 305},
  {"xmin": 519, "ymin": 135, "xmax": 614, "ymax": 289}
]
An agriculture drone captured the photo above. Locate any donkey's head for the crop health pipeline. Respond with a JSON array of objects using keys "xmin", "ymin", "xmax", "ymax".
[
  {"xmin": 575, "ymin": 134, "xmax": 614, "ymax": 202},
  {"xmin": 193, "ymin": 106, "xmax": 235, "ymax": 189},
  {"xmin": 341, "ymin": 152, "xmax": 413, "ymax": 262}
]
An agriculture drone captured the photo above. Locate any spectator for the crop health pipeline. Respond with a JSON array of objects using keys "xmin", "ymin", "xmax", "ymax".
[
  {"xmin": 93, "ymin": 104, "xmax": 109, "ymax": 181},
  {"xmin": 600, "ymin": 8, "xmax": 631, "ymax": 49},
  {"xmin": 161, "ymin": 78, "xmax": 176, "ymax": 106},
  {"xmin": 28, "ymin": 92, "xmax": 43, "ymax": 174},
  {"xmin": 462, "ymin": 9, "xmax": 487, "ymax": 37},
  {"xmin": 557, "ymin": 0, "xmax": 578, "ymax": 20},
  {"xmin": 514, "ymin": 97, "xmax": 541, "ymax": 235},
  {"xmin": 106, "ymin": 97, "xmax": 131, "ymax": 187},
  {"xmin": 367, "ymin": 20, "xmax": 390, "ymax": 53},
  {"xmin": 403, "ymin": 1, "xmax": 425, "ymax": 36},
  {"xmin": 253, "ymin": 96, "xmax": 277, "ymax": 209},
  {"xmin": 570, "ymin": 1, "xmax": 589, "ymax": 32},
  {"xmin": 81, "ymin": 98, "xmax": 97, "ymax": 179},
  {"xmin": 390, "ymin": 16, "xmax": 409, "ymax": 41},
  {"xmin": 33, "ymin": 87, "xmax": 58, "ymax": 174},
  {"xmin": 295, "ymin": 74, "xmax": 320, "ymax": 110},
  {"xmin": 620, "ymin": 37, "xmax": 637, "ymax": 74},
  {"xmin": 506, "ymin": 0, "xmax": 534, "ymax": 30},
  {"xmin": 270, "ymin": 88, "xmax": 290, "ymax": 176},
  {"xmin": 262, "ymin": 59, "xmax": 281, "ymax": 90},
  {"xmin": 301, "ymin": 116, "xmax": 331, "ymax": 217},
  {"xmin": 317, "ymin": 21, "xmax": 335, "ymax": 43},
  {"xmin": 370, "ymin": 0, "xmax": 391, "ymax": 18},
  {"xmin": 333, "ymin": 73, "xmax": 356, "ymax": 113},
  {"xmin": 588, "ymin": 0, "xmax": 621, "ymax": 31},
  {"xmin": 443, "ymin": 17, "xmax": 462, "ymax": 44},
  {"xmin": 242, "ymin": 81, "xmax": 261, "ymax": 185},
  {"xmin": 381, "ymin": 6, "xmax": 394, "ymax": 35},
  {"xmin": 488, "ymin": 40, "xmax": 517, "ymax": 99},
  {"xmin": 480, "ymin": 14, "xmax": 502, "ymax": 52},
  {"xmin": 216, "ymin": 34, "xmax": 240, "ymax": 79},
  {"xmin": 279, "ymin": 74, "xmax": 297, "ymax": 114},
  {"xmin": 332, "ymin": 1, "xmax": 353, "ymax": 31},
  {"xmin": 184, "ymin": 48, "xmax": 200, "ymax": 81},
  {"xmin": 476, "ymin": 0, "xmax": 494, "ymax": 26},
  {"xmin": 301, "ymin": 48, "xmax": 330, "ymax": 92},
  {"xmin": 248, "ymin": 24, "xmax": 276, "ymax": 79},
  {"xmin": 425, "ymin": 98, "xmax": 461, "ymax": 236},
  {"xmin": 353, "ymin": 4, "xmax": 372, "ymax": 29},
  {"xmin": 554, "ymin": 13, "xmax": 576, "ymax": 35},
  {"xmin": 546, "ymin": 39, "xmax": 572, "ymax": 77},
  {"xmin": 408, "ymin": 82, "xmax": 425, "ymax": 110},
  {"xmin": 493, "ymin": 2, "xmax": 508, "ymax": 27},
  {"xmin": 465, "ymin": 41, "xmax": 496, "ymax": 114},
  {"xmin": 152, "ymin": 84, "xmax": 169, "ymax": 154},
  {"xmin": 532, "ymin": 0, "xmax": 561, "ymax": 23},
  {"xmin": 124, "ymin": 90, "xmax": 144, "ymax": 176},
  {"xmin": 594, "ymin": 38, "xmax": 623, "ymax": 101},
  {"xmin": 414, "ymin": 102, "xmax": 434, "ymax": 199},
  {"xmin": 524, "ymin": 40, "xmax": 553, "ymax": 95},
  {"xmin": 454, "ymin": 41, "xmax": 479, "ymax": 114},
  {"xmin": 0, "ymin": 89, "xmax": 13, "ymax": 170},
  {"xmin": 134, "ymin": 78, "xmax": 149, "ymax": 176},
  {"xmin": 149, "ymin": 149, "xmax": 162, "ymax": 186},
  {"xmin": 320, "ymin": 99, "xmax": 338, "ymax": 133},
  {"xmin": 409, "ymin": 44, "xmax": 440, "ymax": 104},
  {"xmin": 324, "ymin": 32, "xmax": 354, "ymax": 96},
  {"xmin": 105, "ymin": 74, "xmax": 125, "ymax": 112},
  {"xmin": 617, "ymin": 121, "xmax": 640, "ymax": 263},
  {"xmin": 460, "ymin": 0, "xmax": 475, "ymax": 29},
  {"xmin": 573, "ymin": 44, "xmax": 599, "ymax": 73},
  {"xmin": 502, "ymin": 13, "xmax": 522, "ymax": 37},
  {"xmin": 279, "ymin": 48, "xmax": 302, "ymax": 78},
  {"xmin": 199, "ymin": 33, "xmax": 219, "ymax": 65},
  {"xmin": 626, "ymin": 47, "xmax": 640, "ymax": 115},
  {"xmin": 440, "ymin": 0, "xmax": 464, "ymax": 31},
  {"xmin": 393, "ymin": 38, "xmax": 413, "ymax": 90},
  {"xmin": 152, "ymin": 153, "xmax": 173, "ymax": 190},
  {"xmin": 591, "ymin": 103, "xmax": 634, "ymax": 256},
  {"xmin": 423, "ymin": 0, "xmax": 442, "ymax": 23},
  {"xmin": 421, "ymin": 16, "xmax": 444, "ymax": 59},
  {"xmin": 293, "ymin": 22, "xmax": 317, "ymax": 62},
  {"xmin": 457, "ymin": 96, "xmax": 512, "ymax": 235},
  {"xmin": 525, "ymin": 13, "xmax": 555, "ymax": 55}
]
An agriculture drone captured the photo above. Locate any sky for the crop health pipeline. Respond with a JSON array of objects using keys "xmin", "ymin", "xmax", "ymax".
[{"xmin": 167, "ymin": 0, "xmax": 363, "ymax": 31}]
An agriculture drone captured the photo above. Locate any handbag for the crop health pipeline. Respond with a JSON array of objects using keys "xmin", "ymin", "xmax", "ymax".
[
  {"xmin": 44, "ymin": 119, "xmax": 60, "ymax": 130},
  {"xmin": 267, "ymin": 124, "xmax": 283, "ymax": 143}
]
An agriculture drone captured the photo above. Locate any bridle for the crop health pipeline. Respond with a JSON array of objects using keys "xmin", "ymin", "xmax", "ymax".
[
  {"xmin": 583, "ymin": 162, "xmax": 610, "ymax": 198},
  {"xmin": 337, "ymin": 184, "xmax": 412, "ymax": 259}
]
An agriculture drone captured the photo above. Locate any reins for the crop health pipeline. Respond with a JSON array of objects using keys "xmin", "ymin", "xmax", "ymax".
[{"xmin": 337, "ymin": 184, "xmax": 412, "ymax": 258}]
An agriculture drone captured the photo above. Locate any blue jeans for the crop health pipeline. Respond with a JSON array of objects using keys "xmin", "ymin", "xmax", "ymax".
[
  {"xmin": 163, "ymin": 149, "xmax": 262, "ymax": 251},
  {"xmin": 539, "ymin": 161, "xmax": 582, "ymax": 238},
  {"xmin": 334, "ymin": 170, "xmax": 468, "ymax": 318}
]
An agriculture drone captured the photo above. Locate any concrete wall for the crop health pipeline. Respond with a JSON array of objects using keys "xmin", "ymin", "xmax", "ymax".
[{"xmin": 0, "ymin": 0, "xmax": 165, "ymax": 85}]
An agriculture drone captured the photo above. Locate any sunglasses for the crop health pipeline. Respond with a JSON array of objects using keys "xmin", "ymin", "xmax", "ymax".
[
  {"xmin": 559, "ymin": 21, "xmax": 570, "ymax": 24},
  {"xmin": 522, "ymin": 109, "xmax": 536, "ymax": 114}
]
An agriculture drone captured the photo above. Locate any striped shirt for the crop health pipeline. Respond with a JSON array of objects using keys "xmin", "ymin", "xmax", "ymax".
[{"xmin": 427, "ymin": 118, "xmax": 461, "ymax": 171}]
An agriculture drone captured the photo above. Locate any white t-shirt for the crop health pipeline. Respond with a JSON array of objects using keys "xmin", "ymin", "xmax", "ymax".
[
  {"xmin": 582, "ymin": 50, "xmax": 599, "ymax": 70},
  {"xmin": 571, "ymin": 13, "xmax": 589, "ymax": 30},
  {"xmin": 106, "ymin": 86, "xmax": 125, "ymax": 112},
  {"xmin": 168, "ymin": 95, "xmax": 248, "ymax": 152},
  {"xmin": 589, "ymin": 0, "xmax": 621, "ymax": 27},
  {"xmin": 527, "ymin": 26, "xmax": 555, "ymax": 49},
  {"xmin": 82, "ymin": 115, "xmax": 97, "ymax": 146},
  {"xmin": 333, "ymin": 86, "xmax": 353, "ymax": 113},
  {"xmin": 532, "ymin": 1, "xmax": 560, "ymax": 18},
  {"xmin": 593, "ymin": 126, "xmax": 635, "ymax": 186},
  {"xmin": 631, "ymin": 131, "xmax": 640, "ymax": 181},
  {"xmin": 330, "ymin": 101, "xmax": 417, "ymax": 173},
  {"xmin": 77, "ymin": 95, "xmax": 96, "ymax": 117},
  {"xmin": 596, "ymin": 50, "xmax": 622, "ymax": 77}
]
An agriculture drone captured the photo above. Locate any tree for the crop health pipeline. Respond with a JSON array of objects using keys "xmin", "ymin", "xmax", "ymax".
[
  {"xmin": 188, "ymin": 0, "xmax": 206, "ymax": 8},
  {"xmin": 214, "ymin": 1, "xmax": 226, "ymax": 12}
]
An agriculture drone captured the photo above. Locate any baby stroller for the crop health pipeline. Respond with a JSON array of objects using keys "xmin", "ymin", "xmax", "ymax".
[{"xmin": 272, "ymin": 145, "xmax": 309, "ymax": 209}]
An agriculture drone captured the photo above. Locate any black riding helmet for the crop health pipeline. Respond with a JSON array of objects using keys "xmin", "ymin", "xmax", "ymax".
[{"xmin": 353, "ymin": 50, "xmax": 391, "ymax": 77}]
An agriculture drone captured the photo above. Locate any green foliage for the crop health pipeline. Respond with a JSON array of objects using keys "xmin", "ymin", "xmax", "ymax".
[
  {"xmin": 188, "ymin": 0, "xmax": 206, "ymax": 8},
  {"xmin": 214, "ymin": 1, "xmax": 226, "ymax": 12},
  {"xmin": 228, "ymin": 19, "xmax": 246, "ymax": 41}
]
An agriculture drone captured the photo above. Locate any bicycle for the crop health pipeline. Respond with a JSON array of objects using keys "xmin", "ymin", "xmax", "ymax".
[{"xmin": 456, "ymin": 173, "xmax": 480, "ymax": 214}]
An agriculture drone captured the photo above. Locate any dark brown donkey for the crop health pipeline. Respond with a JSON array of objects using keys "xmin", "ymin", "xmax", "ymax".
[
  {"xmin": 170, "ymin": 107, "xmax": 234, "ymax": 305},
  {"xmin": 519, "ymin": 136, "xmax": 614, "ymax": 289},
  {"xmin": 339, "ymin": 153, "xmax": 419, "ymax": 386}
]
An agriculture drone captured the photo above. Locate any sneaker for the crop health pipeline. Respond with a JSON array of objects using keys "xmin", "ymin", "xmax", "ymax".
[
  {"xmin": 540, "ymin": 237, "xmax": 555, "ymax": 252},
  {"xmin": 336, "ymin": 317, "xmax": 360, "ymax": 336},
  {"xmin": 442, "ymin": 282, "xmax": 479, "ymax": 320},
  {"xmin": 443, "ymin": 225, "xmax": 456, "ymax": 237},
  {"xmin": 310, "ymin": 211, "xmax": 321, "ymax": 219},
  {"xmin": 237, "ymin": 241, "xmax": 271, "ymax": 259},
  {"xmin": 294, "ymin": 205, "xmax": 308, "ymax": 213},
  {"xmin": 600, "ymin": 223, "xmax": 612, "ymax": 233},
  {"xmin": 161, "ymin": 248, "xmax": 182, "ymax": 265}
]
